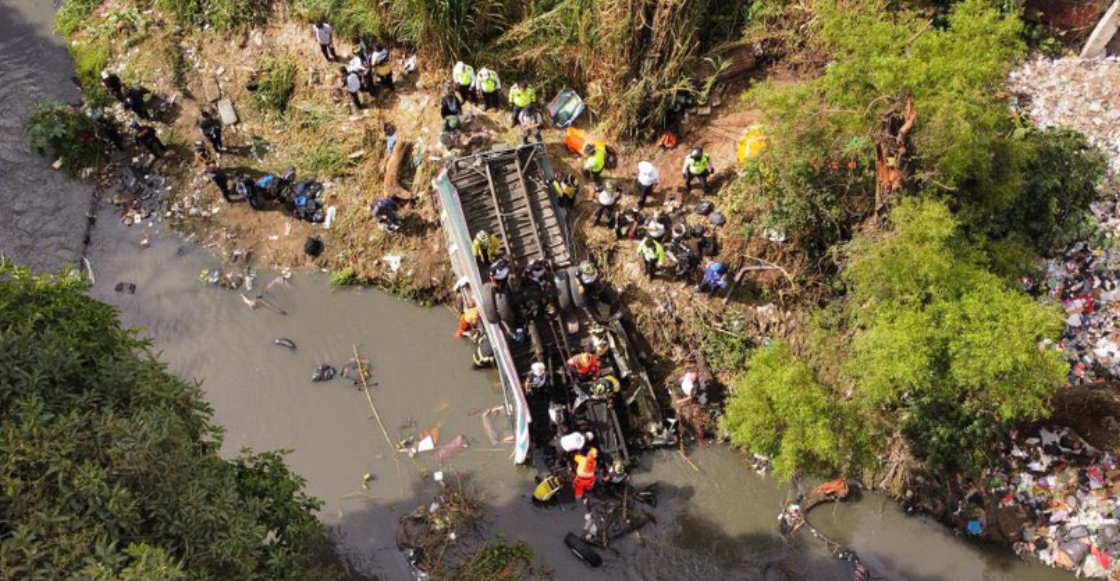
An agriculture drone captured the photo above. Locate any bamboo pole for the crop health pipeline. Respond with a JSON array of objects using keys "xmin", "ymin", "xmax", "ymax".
[{"xmin": 353, "ymin": 344, "xmax": 405, "ymax": 492}]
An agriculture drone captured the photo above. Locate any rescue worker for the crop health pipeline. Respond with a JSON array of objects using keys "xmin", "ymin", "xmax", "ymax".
[
  {"xmin": 205, "ymin": 163, "xmax": 233, "ymax": 202},
  {"xmin": 123, "ymin": 86, "xmax": 153, "ymax": 120},
  {"xmin": 508, "ymin": 82, "xmax": 535, "ymax": 128},
  {"xmin": 198, "ymin": 110, "xmax": 224, "ymax": 153},
  {"xmin": 582, "ymin": 142, "xmax": 605, "ymax": 184},
  {"xmin": 577, "ymin": 261, "xmax": 599, "ymax": 287},
  {"xmin": 371, "ymin": 197, "xmax": 402, "ymax": 231},
  {"xmin": 472, "ymin": 335, "xmax": 495, "ymax": 369},
  {"xmin": 440, "ymin": 87, "xmax": 463, "ymax": 134},
  {"xmin": 312, "ymin": 20, "xmax": 336, "ymax": 61},
  {"xmin": 131, "ymin": 121, "xmax": 164, "ymax": 158},
  {"xmin": 636, "ymin": 160, "xmax": 660, "ymax": 208},
  {"xmin": 573, "ymin": 447, "xmax": 598, "ymax": 499},
  {"xmin": 192, "ymin": 140, "xmax": 213, "ymax": 165},
  {"xmin": 472, "ymin": 230, "xmax": 501, "ymax": 270},
  {"xmin": 682, "ymin": 146, "xmax": 714, "ymax": 193},
  {"xmin": 452, "ymin": 61, "xmax": 475, "ymax": 104},
  {"xmin": 698, "ymin": 261, "xmax": 729, "ymax": 298},
  {"xmin": 341, "ymin": 66, "xmax": 363, "ymax": 110},
  {"xmin": 590, "ymin": 374, "xmax": 621, "ymax": 399},
  {"xmin": 455, "ymin": 306, "xmax": 481, "ymax": 339},
  {"xmin": 551, "ymin": 173, "xmax": 578, "ymax": 209},
  {"xmin": 371, "ymin": 44, "xmax": 393, "ymax": 90},
  {"xmin": 560, "ymin": 430, "xmax": 592, "ymax": 453},
  {"xmin": 566, "ymin": 352, "xmax": 601, "ymax": 382},
  {"xmin": 100, "ymin": 70, "xmax": 125, "ymax": 102},
  {"xmin": 606, "ymin": 458, "xmax": 628, "ymax": 494},
  {"xmin": 524, "ymin": 259, "xmax": 550, "ymax": 288},
  {"xmin": 518, "ymin": 103, "xmax": 544, "ymax": 144},
  {"xmin": 592, "ymin": 180, "xmax": 619, "ymax": 227},
  {"xmin": 489, "ymin": 257, "xmax": 511, "ymax": 293},
  {"xmin": 614, "ymin": 206, "xmax": 644, "ymax": 240},
  {"xmin": 473, "ymin": 67, "xmax": 501, "ymax": 110},
  {"xmin": 637, "ymin": 235, "xmax": 666, "ymax": 280},
  {"xmin": 524, "ymin": 361, "xmax": 548, "ymax": 393},
  {"xmin": 235, "ymin": 174, "xmax": 264, "ymax": 210},
  {"xmin": 91, "ymin": 111, "xmax": 123, "ymax": 150}
]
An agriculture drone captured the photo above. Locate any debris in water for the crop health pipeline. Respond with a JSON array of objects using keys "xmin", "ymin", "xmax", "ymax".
[
  {"xmin": 273, "ymin": 338, "xmax": 296, "ymax": 350},
  {"xmin": 240, "ymin": 293, "xmax": 258, "ymax": 309},
  {"xmin": 415, "ymin": 436, "xmax": 435, "ymax": 453},
  {"xmin": 434, "ymin": 435, "xmax": 468, "ymax": 464},
  {"xmin": 311, "ymin": 364, "xmax": 337, "ymax": 382},
  {"xmin": 361, "ymin": 473, "xmax": 373, "ymax": 489}
]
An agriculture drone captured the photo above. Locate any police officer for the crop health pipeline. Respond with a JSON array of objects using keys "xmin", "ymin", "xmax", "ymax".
[
  {"xmin": 508, "ymin": 82, "xmax": 536, "ymax": 128},
  {"xmin": 682, "ymin": 146, "xmax": 714, "ymax": 193},
  {"xmin": 452, "ymin": 61, "xmax": 475, "ymax": 104},
  {"xmin": 473, "ymin": 67, "xmax": 501, "ymax": 110}
]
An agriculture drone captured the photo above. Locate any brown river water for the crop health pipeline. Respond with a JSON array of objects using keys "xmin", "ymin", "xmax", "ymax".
[{"xmin": 0, "ymin": 1, "xmax": 1078, "ymax": 579}]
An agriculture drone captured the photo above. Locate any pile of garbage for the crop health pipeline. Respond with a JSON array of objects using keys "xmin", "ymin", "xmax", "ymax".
[
  {"xmin": 991, "ymin": 426, "xmax": 1120, "ymax": 577},
  {"xmin": 1038, "ymin": 237, "xmax": 1120, "ymax": 383},
  {"xmin": 1009, "ymin": 56, "xmax": 1120, "ymax": 174}
]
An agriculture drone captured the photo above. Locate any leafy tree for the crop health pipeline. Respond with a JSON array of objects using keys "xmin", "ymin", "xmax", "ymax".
[
  {"xmin": 25, "ymin": 102, "xmax": 105, "ymax": 176},
  {"xmin": 721, "ymin": 342, "xmax": 863, "ymax": 478},
  {"xmin": 843, "ymin": 199, "xmax": 1066, "ymax": 471},
  {"xmin": 0, "ymin": 262, "xmax": 324, "ymax": 581}
]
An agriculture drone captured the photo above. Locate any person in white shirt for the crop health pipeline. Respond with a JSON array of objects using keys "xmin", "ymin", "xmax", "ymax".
[
  {"xmin": 636, "ymin": 161, "xmax": 660, "ymax": 208},
  {"xmin": 340, "ymin": 67, "xmax": 362, "ymax": 109},
  {"xmin": 592, "ymin": 180, "xmax": 620, "ymax": 227},
  {"xmin": 312, "ymin": 20, "xmax": 336, "ymax": 61}
]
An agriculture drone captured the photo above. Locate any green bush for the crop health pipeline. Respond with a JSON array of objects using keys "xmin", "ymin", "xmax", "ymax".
[
  {"xmin": 721, "ymin": 341, "xmax": 858, "ymax": 479},
  {"xmin": 995, "ymin": 127, "xmax": 1108, "ymax": 253},
  {"xmin": 25, "ymin": 102, "xmax": 105, "ymax": 176},
  {"xmin": 54, "ymin": 0, "xmax": 101, "ymax": 36},
  {"xmin": 162, "ymin": 33, "xmax": 194, "ymax": 94},
  {"xmin": 842, "ymin": 198, "xmax": 1066, "ymax": 470},
  {"xmin": 390, "ymin": 0, "xmax": 518, "ymax": 63},
  {"xmin": 156, "ymin": 0, "xmax": 275, "ymax": 30},
  {"xmin": 254, "ymin": 57, "xmax": 298, "ymax": 116},
  {"xmin": 292, "ymin": 0, "xmax": 386, "ymax": 38},
  {"xmin": 69, "ymin": 41, "xmax": 115, "ymax": 109},
  {"xmin": 0, "ymin": 262, "xmax": 325, "ymax": 581}
]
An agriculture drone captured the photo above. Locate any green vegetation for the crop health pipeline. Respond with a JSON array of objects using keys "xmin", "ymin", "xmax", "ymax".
[
  {"xmin": 54, "ymin": 0, "xmax": 101, "ymax": 36},
  {"xmin": 453, "ymin": 541, "xmax": 535, "ymax": 581},
  {"xmin": 69, "ymin": 40, "xmax": 115, "ymax": 109},
  {"xmin": 25, "ymin": 102, "xmax": 105, "ymax": 176},
  {"xmin": 156, "ymin": 0, "xmax": 276, "ymax": 30},
  {"xmin": 722, "ymin": 342, "xmax": 863, "ymax": 478},
  {"xmin": 292, "ymin": 0, "xmax": 385, "ymax": 38},
  {"xmin": 0, "ymin": 262, "xmax": 325, "ymax": 580},
  {"xmin": 161, "ymin": 32, "xmax": 194, "ymax": 94},
  {"xmin": 253, "ymin": 57, "xmax": 298, "ymax": 116},
  {"xmin": 329, "ymin": 267, "xmax": 363, "ymax": 287}
]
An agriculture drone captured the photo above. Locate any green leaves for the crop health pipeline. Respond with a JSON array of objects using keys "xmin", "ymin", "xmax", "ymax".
[
  {"xmin": 0, "ymin": 262, "xmax": 324, "ymax": 581},
  {"xmin": 24, "ymin": 102, "xmax": 105, "ymax": 177}
]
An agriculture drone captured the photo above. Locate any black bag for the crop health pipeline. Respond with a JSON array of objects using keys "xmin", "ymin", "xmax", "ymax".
[{"xmin": 304, "ymin": 236, "xmax": 324, "ymax": 257}]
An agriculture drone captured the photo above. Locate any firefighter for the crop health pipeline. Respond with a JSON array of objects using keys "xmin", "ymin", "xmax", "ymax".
[
  {"xmin": 455, "ymin": 306, "xmax": 481, "ymax": 339},
  {"xmin": 573, "ymin": 447, "xmax": 598, "ymax": 499},
  {"xmin": 566, "ymin": 352, "xmax": 601, "ymax": 382}
]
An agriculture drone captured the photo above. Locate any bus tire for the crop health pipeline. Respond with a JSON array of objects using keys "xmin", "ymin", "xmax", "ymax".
[
  {"xmin": 564, "ymin": 533, "xmax": 602, "ymax": 567},
  {"xmin": 554, "ymin": 271, "xmax": 574, "ymax": 313},
  {"xmin": 496, "ymin": 287, "xmax": 516, "ymax": 324},
  {"xmin": 480, "ymin": 282, "xmax": 499, "ymax": 324},
  {"xmin": 567, "ymin": 266, "xmax": 586, "ymax": 309}
]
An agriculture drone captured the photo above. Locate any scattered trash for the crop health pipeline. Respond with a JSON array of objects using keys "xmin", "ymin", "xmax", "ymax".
[
  {"xmin": 311, "ymin": 364, "xmax": 337, "ymax": 382},
  {"xmin": 273, "ymin": 338, "xmax": 296, "ymax": 350},
  {"xmin": 361, "ymin": 473, "xmax": 372, "ymax": 489},
  {"xmin": 323, "ymin": 206, "xmax": 337, "ymax": 229},
  {"xmin": 304, "ymin": 236, "xmax": 324, "ymax": 258},
  {"xmin": 383, "ymin": 254, "xmax": 403, "ymax": 272},
  {"xmin": 113, "ymin": 282, "xmax": 136, "ymax": 294},
  {"xmin": 433, "ymin": 434, "xmax": 468, "ymax": 464},
  {"xmin": 416, "ymin": 436, "xmax": 435, "ymax": 453}
]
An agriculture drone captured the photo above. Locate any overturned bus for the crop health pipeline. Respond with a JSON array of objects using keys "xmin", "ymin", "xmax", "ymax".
[{"xmin": 433, "ymin": 143, "xmax": 672, "ymax": 466}]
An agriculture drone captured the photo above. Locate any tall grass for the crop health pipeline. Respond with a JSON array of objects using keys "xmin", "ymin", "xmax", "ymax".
[
  {"xmin": 253, "ymin": 57, "xmax": 298, "ymax": 115},
  {"xmin": 54, "ymin": 0, "xmax": 101, "ymax": 36},
  {"xmin": 156, "ymin": 0, "xmax": 275, "ymax": 30},
  {"xmin": 291, "ymin": 0, "xmax": 386, "ymax": 38},
  {"xmin": 69, "ymin": 41, "xmax": 115, "ymax": 109},
  {"xmin": 388, "ymin": 0, "xmax": 519, "ymax": 63}
]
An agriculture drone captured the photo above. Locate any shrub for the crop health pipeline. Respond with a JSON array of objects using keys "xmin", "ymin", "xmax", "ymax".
[
  {"xmin": 254, "ymin": 57, "xmax": 298, "ymax": 116},
  {"xmin": 721, "ymin": 341, "xmax": 857, "ymax": 478},
  {"xmin": 68, "ymin": 41, "xmax": 115, "ymax": 109},
  {"xmin": 842, "ymin": 198, "xmax": 1066, "ymax": 470},
  {"xmin": 292, "ymin": 0, "xmax": 386, "ymax": 38},
  {"xmin": 0, "ymin": 262, "xmax": 324, "ymax": 580},
  {"xmin": 25, "ymin": 102, "xmax": 105, "ymax": 176},
  {"xmin": 161, "ymin": 33, "xmax": 194, "ymax": 94},
  {"xmin": 156, "ymin": 0, "xmax": 275, "ymax": 30},
  {"xmin": 54, "ymin": 0, "xmax": 101, "ymax": 36}
]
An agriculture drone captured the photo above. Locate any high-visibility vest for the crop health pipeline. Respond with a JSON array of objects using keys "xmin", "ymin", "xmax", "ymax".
[
  {"xmin": 454, "ymin": 64, "xmax": 474, "ymax": 86},
  {"xmin": 575, "ymin": 449, "xmax": 597, "ymax": 478},
  {"xmin": 510, "ymin": 85, "xmax": 534, "ymax": 107},
  {"xmin": 568, "ymin": 353, "xmax": 599, "ymax": 376},
  {"xmin": 472, "ymin": 234, "xmax": 501, "ymax": 258},
  {"xmin": 477, "ymin": 69, "xmax": 499, "ymax": 93},
  {"xmin": 687, "ymin": 153, "xmax": 710, "ymax": 176},
  {"xmin": 585, "ymin": 146, "xmax": 605, "ymax": 173},
  {"xmin": 639, "ymin": 239, "xmax": 665, "ymax": 265},
  {"xmin": 552, "ymin": 180, "xmax": 576, "ymax": 200}
]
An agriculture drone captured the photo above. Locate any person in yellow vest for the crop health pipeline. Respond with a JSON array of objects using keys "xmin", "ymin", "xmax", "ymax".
[
  {"xmin": 471, "ymin": 230, "xmax": 502, "ymax": 270},
  {"xmin": 551, "ymin": 173, "xmax": 578, "ymax": 209},
  {"xmin": 682, "ymin": 146, "xmax": 714, "ymax": 193},
  {"xmin": 573, "ymin": 447, "xmax": 598, "ymax": 499},
  {"xmin": 508, "ymin": 82, "xmax": 536, "ymax": 128},
  {"xmin": 637, "ymin": 235, "xmax": 667, "ymax": 280},
  {"xmin": 473, "ymin": 67, "xmax": 501, "ymax": 111},
  {"xmin": 455, "ymin": 306, "xmax": 480, "ymax": 339},
  {"xmin": 452, "ymin": 61, "xmax": 475, "ymax": 104},
  {"xmin": 583, "ymin": 142, "xmax": 606, "ymax": 184}
]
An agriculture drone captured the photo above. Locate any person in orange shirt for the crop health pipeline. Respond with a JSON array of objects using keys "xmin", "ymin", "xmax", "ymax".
[
  {"xmin": 573, "ymin": 447, "xmax": 598, "ymax": 499},
  {"xmin": 566, "ymin": 352, "xmax": 600, "ymax": 382},
  {"xmin": 455, "ymin": 306, "xmax": 480, "ymax": 339}
]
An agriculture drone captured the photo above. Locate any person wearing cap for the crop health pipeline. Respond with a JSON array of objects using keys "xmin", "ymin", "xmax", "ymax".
[
  {"xmin": 583, "ymin": 142, "xmax": 606, "ymax": 184},
  {"xmin": 523, "ymin": 259, "xmax": 550, "ymax": 287},
  {"xmin": 508, "ymin": 82, "xmax": 536, "ymax": 127},
  {"xmin": 566, "ymin": 352, "xmax": 601, "ymax": 382},
  {"xmin": 452, "ymin": 61, "xmax": 475, "ymax": 103},
  {"xmin": 456, "ymin": 306, "xmax": 481, "ymax": 339},
  {"xmin": 573, "ymin": 447, "xmax": 598, "ymax": 499},
  {"xmin": 698, "ymin": 261, "xmax": 729, "ymax": 298},
  {"xmin": 489, "ymin": 257, "xmax": 512, "ymax": 293},
  {"xmin": 682, "ymin": 146, "xmax": 714, "ymax": 193},
  {"xmin": 614, "ymin": 206, "xmax": 644, "ymax": 240},
  {"xmin": 312, "ymin": 20, "xmax": 336, "ymax": 61},
  {"xmin": 635, "ymin": 161, "xmax": 660, "ymax": 208},
  {"xmin": 91, "ymin": 111, "xmax": 123, "ymax": 150},
  {"xmin": 524, "ymin": 361, "xmax": 549, "ymax": 393},
  {"xmin": 637, "ymin": 235, "xmax": 666, "ymax": 280},
  {"xmin": 592, "ymin": 180, "xmax": 619, "ymax": 227},
  {"xmin": 440, "ymin": 86, "xmax": 463, "ymax": 133},
  {"xmin": 100, "ymin": 70, "xmax": 124, "ymax": 102},
  {"xmin": 472, "ymin": 230, "xmax": 502, "ymax": 270},
  {"xmin": 472, "ymin": 335, "xmax": 495, "ymax": 369},
  {"xmin": 371, "ymin": 44, "xmax": 393, "ymax": 90},
  {"xmin": 198, "ymin": 110, "xmax": 224, "ymax": 153},
  {"xmin": 123, "ymin": 86, "xmax": 152, "ymax": 120},
  {"xmin": 473, "ymin": 67, "xmax": 501, "ymax": 110},
  {"xmin": 518, "ymin": 103, "xmax": 544, "ymax": 144}
]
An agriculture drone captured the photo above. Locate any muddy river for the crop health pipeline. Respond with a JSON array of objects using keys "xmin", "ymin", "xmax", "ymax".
[{"xmin": 0, "ymin": 1, "xmax": 1077, "ymax": 579}]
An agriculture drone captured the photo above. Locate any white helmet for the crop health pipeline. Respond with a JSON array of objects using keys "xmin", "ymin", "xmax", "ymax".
[{"xmin": 531, "ymin": 362, "xmax": 546, "ymax": 375}]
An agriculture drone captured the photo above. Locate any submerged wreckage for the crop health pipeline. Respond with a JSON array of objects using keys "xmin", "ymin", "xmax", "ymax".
[{"xmin": 433, "ymin": 142, "xmax": 673, "ymax": 564}]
